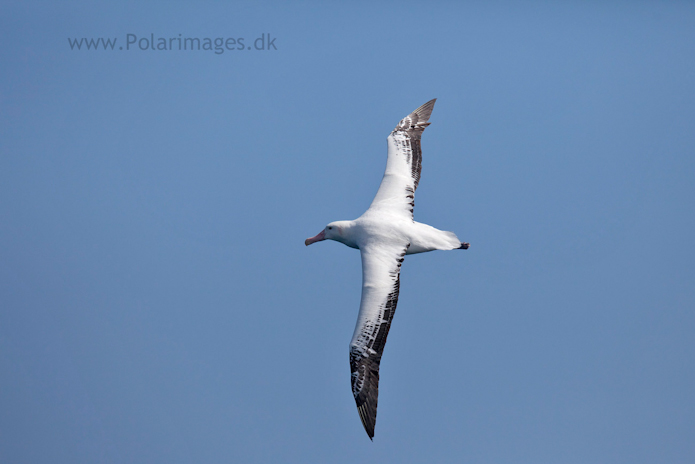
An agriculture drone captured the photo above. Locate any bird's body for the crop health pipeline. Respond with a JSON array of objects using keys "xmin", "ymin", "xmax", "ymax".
[
  {"xmin": 321, "ymin": 215, "xmax": 462, "ymax": 254},
  {"xmin": 305, "ymin": 99, "xmax": 469, "ymax": 439}
]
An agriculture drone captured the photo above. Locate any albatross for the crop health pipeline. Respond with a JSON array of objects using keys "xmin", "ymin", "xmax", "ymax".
[{"xmin": 305, "ymin": 99, "xmax": 469, "ymax": 440}]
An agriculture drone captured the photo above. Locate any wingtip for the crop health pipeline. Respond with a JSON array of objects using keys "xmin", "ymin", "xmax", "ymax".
[
  {"xmin": 411, "ymin": 98, "xmax": 437, "ymax": 123},
  {"xmin": 393, "ymin": 99, "xmax": 438, "ymax": 133},
  {"xmin": 356, "ymin": 401, "xmax": 376, "ymax": 439}
]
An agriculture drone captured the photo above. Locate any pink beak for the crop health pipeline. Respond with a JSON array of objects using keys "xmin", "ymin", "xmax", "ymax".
[{"xmin": 305, "ymin": 230, "xmax": 326, "ymax": 246}]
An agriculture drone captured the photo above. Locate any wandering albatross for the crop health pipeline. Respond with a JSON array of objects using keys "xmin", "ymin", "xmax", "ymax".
[{"xmin": 305, "ymin": 99, "xmax": 469, "ymax": 440}]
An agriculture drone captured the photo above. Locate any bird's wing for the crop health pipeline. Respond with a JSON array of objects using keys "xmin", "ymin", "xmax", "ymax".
[
  {"xmin": 349, "ymin": 241, "xmax": 409, "ymax": 439},
  {"xmin": 367, "ymin": 99, "xmax": 436, "ymax": 220}
]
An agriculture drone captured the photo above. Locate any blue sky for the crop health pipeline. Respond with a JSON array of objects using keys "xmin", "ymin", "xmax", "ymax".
[{"xmin": 1, "ymin": 1, "xmax": 694, "ymax": 463}]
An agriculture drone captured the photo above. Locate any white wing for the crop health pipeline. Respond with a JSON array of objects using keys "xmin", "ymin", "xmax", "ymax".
[
  {"xmin": 367, "ymin": 99, "xmax": 436, "ymax": 220},
  {"xmin": 349, "ymin": 241, "xmax": 409, "ymax": 439}
]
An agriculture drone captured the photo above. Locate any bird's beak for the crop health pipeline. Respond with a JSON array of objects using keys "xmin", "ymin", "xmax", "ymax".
[{"xmin": 305, "ymin": 230, "xmax": 326, "ymax": 246}]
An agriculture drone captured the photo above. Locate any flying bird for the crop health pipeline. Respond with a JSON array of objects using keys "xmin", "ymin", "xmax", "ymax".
[{"xmin": 305, "ymin": 99, "xmax": 469, "ymax": 439}]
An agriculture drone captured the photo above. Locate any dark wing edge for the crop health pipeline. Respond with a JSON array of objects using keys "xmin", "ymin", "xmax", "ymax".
[
  {"xmin": 349, "ymin": 245, "xmax": 408, "ymax": 439},
  {"xmin": 391, "ymin": 98, "xmax": 436, "ymax": 191}
]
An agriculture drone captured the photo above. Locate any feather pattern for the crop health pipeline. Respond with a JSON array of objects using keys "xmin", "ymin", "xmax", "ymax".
[
  {"xmin": 349, "ymin": 243, "xmax": 408, "ymax": 439},
  {"xmin": 368, "ymin": 99, "xmax": 436, "ymax": 220}
]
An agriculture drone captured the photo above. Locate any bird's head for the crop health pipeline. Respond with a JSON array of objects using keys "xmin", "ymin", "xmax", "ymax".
[{"xmin": 305, "ymin": 221, "xmax": 348, "ymax": 246}]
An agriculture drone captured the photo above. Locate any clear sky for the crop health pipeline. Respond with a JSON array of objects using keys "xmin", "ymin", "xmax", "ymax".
[{"xmin": 1, "ymin": 1, "xmax": 694, "ymax": 463}]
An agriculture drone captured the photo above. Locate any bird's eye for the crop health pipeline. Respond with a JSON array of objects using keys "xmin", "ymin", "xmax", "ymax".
[{"xmin": 328, "ymin": 226, "xmax": 332, "ymax": 230}]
